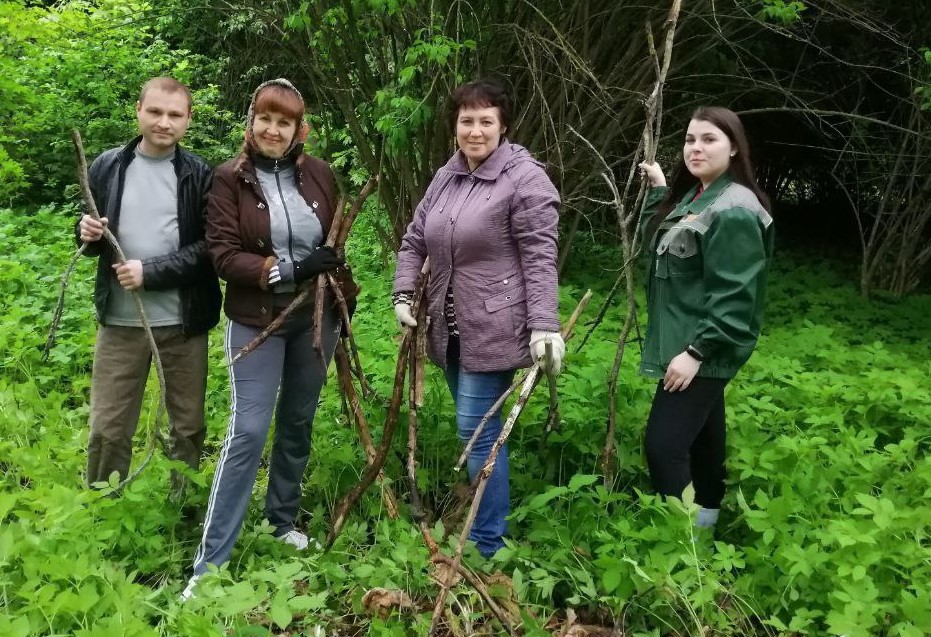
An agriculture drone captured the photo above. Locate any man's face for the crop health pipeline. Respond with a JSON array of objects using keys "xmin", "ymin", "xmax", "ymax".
[{"xmin": 136, "ymin": 88, "xmax": 191, "ymax": 155}]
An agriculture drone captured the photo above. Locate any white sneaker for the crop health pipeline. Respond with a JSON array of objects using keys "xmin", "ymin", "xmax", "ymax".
[
  {"xmin": 180, "ymin": 574, "xmax": 201, "ymax": 602},
  {"xmin": 277, "ymin": 529, "xmax": 310, "ymax": 550},
  {"xmin": 695, "ymin": 507, "xmax": 720, "ymax": 529}
]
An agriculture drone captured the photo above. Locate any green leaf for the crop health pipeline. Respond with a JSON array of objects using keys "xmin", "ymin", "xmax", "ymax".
[
  {"xmin": 601, "ymin": 567, "xmax": 621, "ymax": 594},
  {"xmin": 567, "ymin": 473, "xmax": 599, "ymax": 492},
  {"xmin": 269, "ymin": 595, "xmax": 292, "ymax": 630},
  {"xmin": 289, "ymin": 591, "xmax": 328, "ymax": 612}
]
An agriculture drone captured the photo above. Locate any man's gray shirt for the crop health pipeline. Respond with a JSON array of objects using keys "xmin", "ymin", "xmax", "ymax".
[{"xmin": 106, "ymin": 147, "xmax": 182, "ymax": 326}]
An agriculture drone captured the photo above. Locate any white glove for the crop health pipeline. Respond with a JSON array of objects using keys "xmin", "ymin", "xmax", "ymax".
[
  {"xmin": 529, "ymin": 330, "xmax": 565, "ymax": 375},
  {"xmin": 394, "ymin": 303, "xmax": 418, "ymax": 327}
]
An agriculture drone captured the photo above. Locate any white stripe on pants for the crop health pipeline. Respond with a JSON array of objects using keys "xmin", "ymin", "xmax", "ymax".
[{"xmin": 193, "ymin": 305, "xmax": 339, "ymax": 575}]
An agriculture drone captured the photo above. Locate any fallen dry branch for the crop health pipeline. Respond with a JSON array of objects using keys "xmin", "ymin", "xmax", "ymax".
[
  {"xmin": 457, "ymin": 288, "xmax": 594, "ymax": 472},
  {"xmin": 326, "ymin": 269, "xmax": 375, "ymax": 398},
  {"xmin": 230, "ymin": 287, "xmax": 312, "ymax": 365},
  {"xmin": 326, "ymin": 258, "xmax": 431, "ymax": 547},
  {"xmin": 43, "ymin": 242, "xmax": 87, "ymax": 360},
  {"xmin": 429, "ymin": 289, "xmax": 593, "ymax": 635},
  {"xmin": 453, "ymin": 374, "xmax": 521, "ymax": 473},
  {"xmin": 431, "ymin": 554, "xmax": 519, "ymax": 635},
  {"xmin": 406, "ymin": 292, "xmax": 429, "ymax": 526},
  {"xmin": 46, "ymin": 129, "xmax": 170, "ymax": 490},
  {"xmin": 333, "ymin": 340, "xmax": 399, "ymax": 518},
  {"xmin": 599, "ymin": 0, "xmax": 682, "ymax": 486},
  {"xmin": 541, "ymin": 337, "xmax": 560, "ymax": 445}
]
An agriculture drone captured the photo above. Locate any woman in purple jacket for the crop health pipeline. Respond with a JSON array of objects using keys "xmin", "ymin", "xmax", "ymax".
[{"xmin": 393, "ymin": 80, "xmax": 563, "ymax": 557}]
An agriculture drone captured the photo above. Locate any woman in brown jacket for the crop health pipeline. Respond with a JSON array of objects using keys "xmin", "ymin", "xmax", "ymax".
[{"xmin": 183, "ymin": 79, "xmax": 344, "ymax": 599}]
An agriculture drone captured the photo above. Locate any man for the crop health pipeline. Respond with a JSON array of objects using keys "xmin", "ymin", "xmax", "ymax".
[{"xmin": 77, "ymin": 76, "xmax": 221, "ymax": 490}]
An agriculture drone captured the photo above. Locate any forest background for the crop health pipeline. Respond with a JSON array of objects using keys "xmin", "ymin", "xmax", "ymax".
[{"xmin": 1, "ymin": 0, "xmax": 930, "ymax": 635}]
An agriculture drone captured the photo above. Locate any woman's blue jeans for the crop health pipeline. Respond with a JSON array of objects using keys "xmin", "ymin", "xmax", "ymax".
[{"xmin": 445, "ymin": 338, "xmax": 515, "ymax": 557}]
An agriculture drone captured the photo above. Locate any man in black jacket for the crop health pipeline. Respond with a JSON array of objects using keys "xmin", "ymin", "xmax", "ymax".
[{"xmin": 77, "ymin": 77, "xmax": 221, "ymax": 490}]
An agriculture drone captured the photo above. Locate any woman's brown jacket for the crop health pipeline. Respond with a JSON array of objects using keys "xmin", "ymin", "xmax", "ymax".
[{"xmin": 206, "ymin": 150, "xmax": 357, "ymax": 327}]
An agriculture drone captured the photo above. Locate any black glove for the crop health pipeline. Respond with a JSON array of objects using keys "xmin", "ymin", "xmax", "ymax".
[{"xmin": 293, "ymin": 246, "xmax": 343, "ymax": 283}]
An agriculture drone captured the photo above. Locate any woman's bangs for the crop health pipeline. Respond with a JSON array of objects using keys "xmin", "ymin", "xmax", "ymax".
[{"xmin": 254, "ymin": 86, "xmax": 304, "ymax": 120}]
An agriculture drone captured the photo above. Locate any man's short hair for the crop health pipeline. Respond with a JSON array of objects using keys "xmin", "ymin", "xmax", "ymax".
[{"xmin": 138, "ymin": 77, "xmax": 193, "ymax": 112}]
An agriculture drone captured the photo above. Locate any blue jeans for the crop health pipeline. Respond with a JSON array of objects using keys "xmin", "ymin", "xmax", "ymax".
[{"xmin": 445, "ymin": 338, "xmax": 515, "ymax": 557}]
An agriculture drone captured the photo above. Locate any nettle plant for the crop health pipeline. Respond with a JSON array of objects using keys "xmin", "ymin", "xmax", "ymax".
[{"xmin": 4, "ymin": 202, "xmax": 931, "ymax": 636}]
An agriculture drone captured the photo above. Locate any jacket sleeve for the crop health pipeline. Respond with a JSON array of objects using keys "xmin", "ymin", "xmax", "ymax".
[
  {"xmin": 638, "ymin": 185, "xmax": 669, "ymax": 247},
  {"xmin": 393, "ymin": 176, "xmax": 437, "ymax": 295},
  {"xmin": 142, "ymin": 166, "xmax": 215, "ymax": 291},
  {"xmin": 206, "ymin": 167, "xmax": 272, "ymax": 288},
  {"xmin": 510, "ymin": 166, "xmax": 560, "ymax": 332},
  {"xmin": 77, "ymin": 155, "xmax": 107, "ymax": 258},
  {"xmin": 689, "ymin": 208, "xmax": 767, "ymax": 359}
]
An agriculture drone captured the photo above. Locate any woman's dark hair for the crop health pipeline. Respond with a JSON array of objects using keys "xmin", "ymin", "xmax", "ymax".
[
  {"xmin": 655, "ymin": 106, "xmax": 771, "ymax": 226},
  {"xmin": 448, "ymin": 79, "xmax": 511, "ymax": 131}
]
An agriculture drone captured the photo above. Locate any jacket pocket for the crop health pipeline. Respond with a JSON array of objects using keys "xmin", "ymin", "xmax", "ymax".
[
  {"xmin": 484, "ymin": 284, "xmax": 526, "ymax": 313},
  {"xmin": 666, "ymin": 230, "xmax": 698, "ymax": 259},
  {"xmin": 484, "ymin": 283, "xmax": 527, "ymax": 338},
  {"xmin": 659, "ymin": 227, "xmax": 701, "ymax": 277}
]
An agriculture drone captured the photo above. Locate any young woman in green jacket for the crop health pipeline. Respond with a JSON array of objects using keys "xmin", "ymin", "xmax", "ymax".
[{"xmin": 638, "ymin": 106, "xmax": 774, "ymax": 530}]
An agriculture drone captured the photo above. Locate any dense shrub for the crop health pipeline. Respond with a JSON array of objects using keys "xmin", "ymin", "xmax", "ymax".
[
  {"xmin": 0, "ymin": 0, "xmax": 239, "ymax": 206},
  {"xmin": 1, "ymin": 206, "xmax": 928, "ymax": 635}
]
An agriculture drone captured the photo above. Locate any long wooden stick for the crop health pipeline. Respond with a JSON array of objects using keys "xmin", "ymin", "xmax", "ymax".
[
  {"xmin": 314, "ymin": 177, "xmax": 375, "ymax": 356},
  {"xmin": 322, "ymin": 177, "xmax": 377, "ymax": 373},
  {"xmin": 48, "ymin": 130, "xmax": 171, "ymax": 490},
  {"xmin": 456, "ymin": 288, "xmax": 593, "ymax": 472},
  {"xmin": 326, "ymin": 258, "xmax": 430, "ymax": 547},
  {"xmin": 229, "ymin": 287, "xmax": 312, "ymax": 365},
  {"xmin": 429, "ymin": 290, "xmax": 592, "ymax": 635},
  {"xmin": 43, "ymin": 242, "xmax": 87, "ymax": 360},
  {"xmin": 601, "ymin": 0, "xmax": 682, "ymax": 485},
  {"xmin": 312, "ymin": 196, "xmax": 343, "ymax": 358},
  {"xmin": 336, "ymin": 176, "xmax": 378, "ymax": 247},
  {"xmin": 406, "ymin": 295, "xmax": 429, "ymax": 524},
  {"xmin": 238, "ymin": 177, "xmax": 376, "ymax": 364},
  {"xmin": 326, "ymin": 270, "xmax": 374, "ymax": 398},
  {"xmin": 431, "ymin": 554, "xmax": 518, "ymax": 635},
  {"xmin": 453, "ymin": 373, "xmax": 523, "ymax": 472},
  {"xmin": 541, "ymin": 338, "xmax": 560, "ymax": 445},
  {"xmin": 333, "ymin": 340, "xmax": 399, "ymax": 518}
]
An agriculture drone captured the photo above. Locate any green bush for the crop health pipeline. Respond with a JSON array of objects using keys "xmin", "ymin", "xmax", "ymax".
[
  {"xmin": 2, "ymin": 205, "xmax": 929, "ymax": 635},
  {"xmin": 0, "ymin": 0, "xmax": 239, "ymax": 206}
]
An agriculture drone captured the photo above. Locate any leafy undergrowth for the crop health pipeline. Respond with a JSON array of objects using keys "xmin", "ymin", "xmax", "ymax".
[{"xmin": 1, "ymin": 206, "xmax": 929, "ymax": 636}]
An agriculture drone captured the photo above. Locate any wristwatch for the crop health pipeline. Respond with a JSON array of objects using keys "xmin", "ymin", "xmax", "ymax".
[{"xmin": 686, "ymin": 344, "xmax": 705, "ymax": 362}]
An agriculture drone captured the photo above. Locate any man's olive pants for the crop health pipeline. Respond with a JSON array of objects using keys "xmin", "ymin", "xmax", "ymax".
[{"xmin": 86, "ymin": 324, "xmax": 208, "ymax": 486}]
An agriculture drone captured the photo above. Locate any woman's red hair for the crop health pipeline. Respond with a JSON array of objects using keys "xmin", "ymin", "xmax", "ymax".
[{"xmin": 252, "ymin": 84, "xmax": 304, "ymax": 121}]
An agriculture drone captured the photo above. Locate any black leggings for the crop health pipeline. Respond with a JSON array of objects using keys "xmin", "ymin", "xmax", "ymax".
[{"xmin": 645, "ymin": 377, "xmax": 729, "ymax": 509}]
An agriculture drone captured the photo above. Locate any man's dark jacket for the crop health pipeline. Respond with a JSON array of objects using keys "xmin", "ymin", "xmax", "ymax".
[{"xmin": 77, "ymin": 136, "xmax": 222, "ymax": 337}]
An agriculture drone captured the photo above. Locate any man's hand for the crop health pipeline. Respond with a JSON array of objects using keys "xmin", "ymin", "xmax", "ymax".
[
  {"xmin": 663, "ymin": 351, "xmax": 701, "ymax": 392},
  {"xmin": 79, "ymin": 215, "xmax": 108, "ymax": 243},
  {"xmin": 113, "ymin": 260, "xmax": 144, "ymax": 290}
]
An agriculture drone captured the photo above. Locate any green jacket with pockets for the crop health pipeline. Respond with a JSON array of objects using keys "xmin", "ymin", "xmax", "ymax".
[{"xmin": 639, "ymin": 174, "xmax": 774, "ymax": 380}]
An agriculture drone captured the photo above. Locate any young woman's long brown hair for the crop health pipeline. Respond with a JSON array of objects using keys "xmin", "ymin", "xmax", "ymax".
[{"xmin": 651, "ymin": 107, "xmax": 771, "ymax": 236}]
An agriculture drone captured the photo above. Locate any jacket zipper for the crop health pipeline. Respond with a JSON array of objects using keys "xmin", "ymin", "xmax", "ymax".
[{"xmin": 444, "ymin": 179, "xmax": 481, "ymax": 336}]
